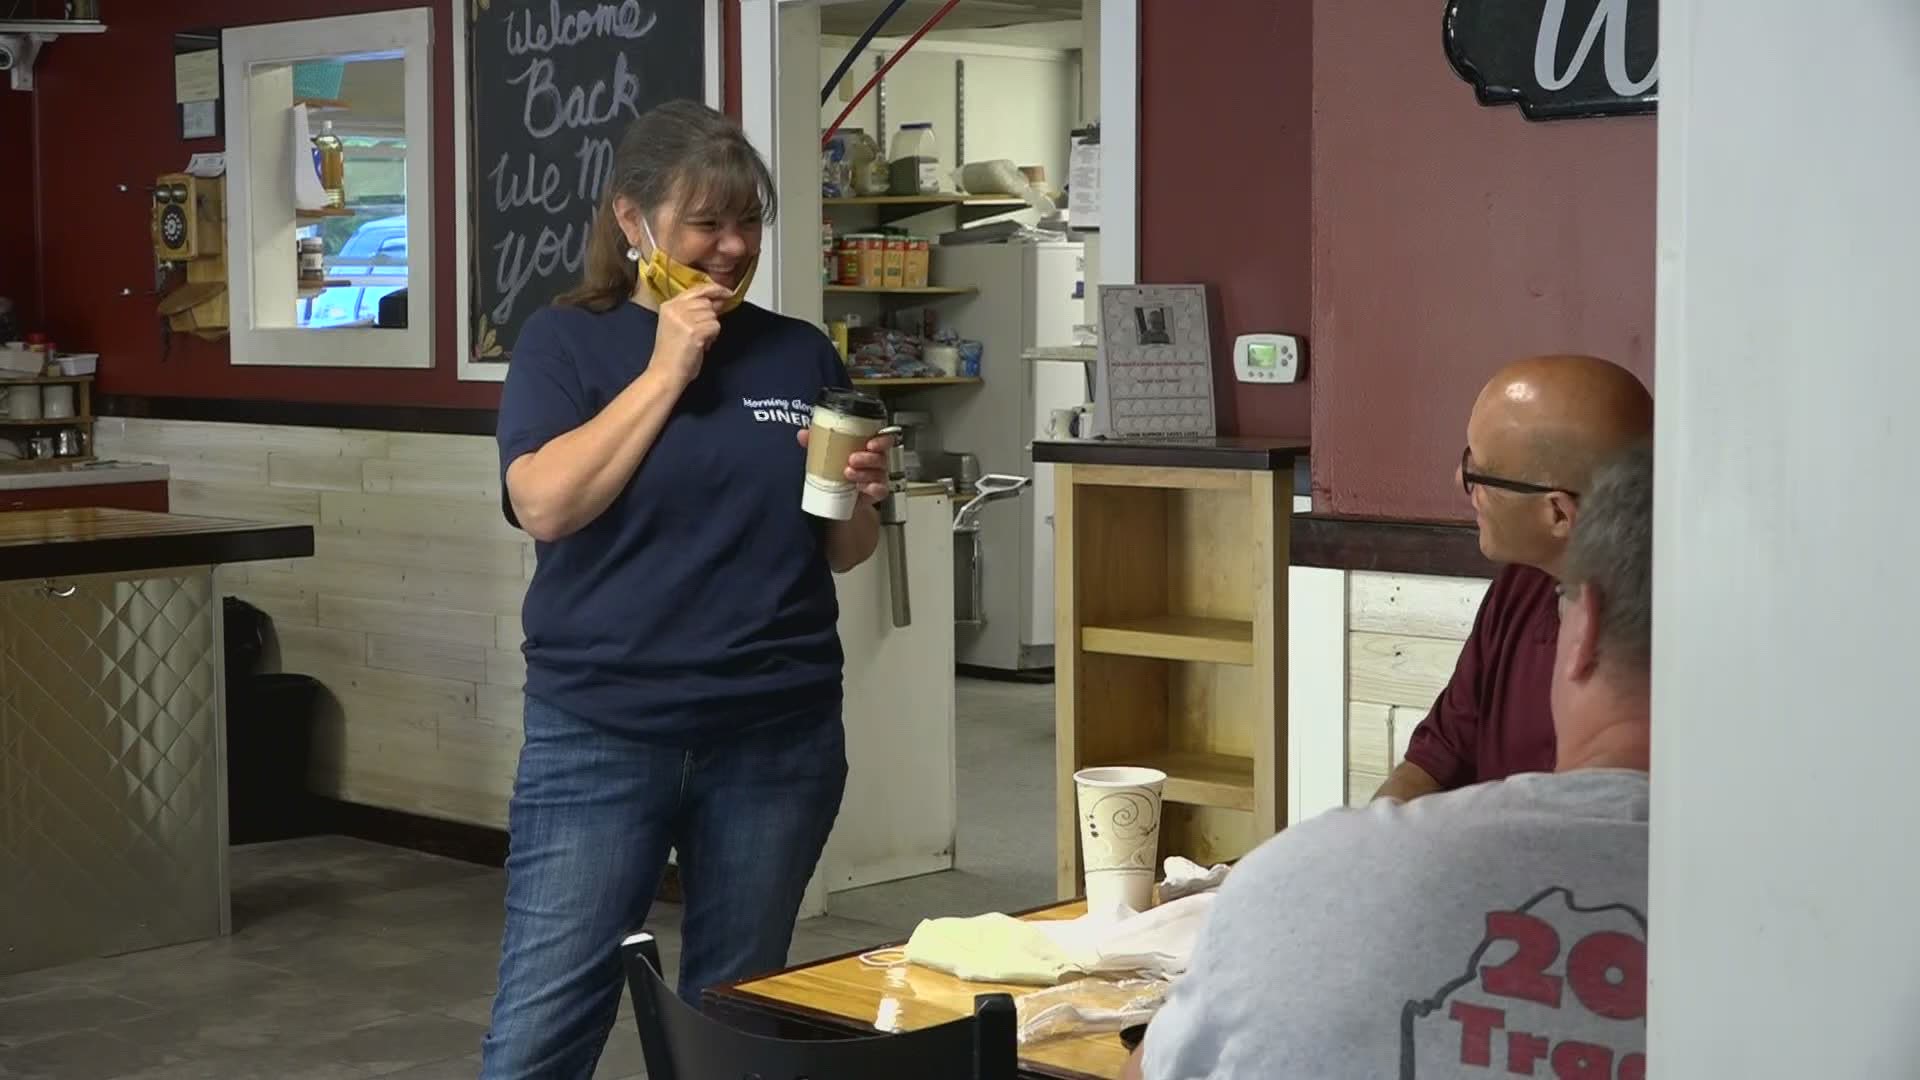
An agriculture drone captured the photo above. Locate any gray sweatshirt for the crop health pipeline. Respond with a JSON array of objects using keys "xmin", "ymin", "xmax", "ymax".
[{"xmin": 1143, "ymin": 770, "xmax": 1649, "ymax": 1080}]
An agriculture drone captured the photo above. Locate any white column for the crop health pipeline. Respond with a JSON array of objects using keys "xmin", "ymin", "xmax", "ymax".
[
  {"xmin": 740, "ymin": 0, "xmax": 824, "ymax": 327},
  {"xmin": 1096, "ymin": 0, "xmax": 1135, "ymax": 287},
  {"xmin": 738, "ymin": 0, "xmax": 829, "ymax": 919},
  {"xmin": 1286, "ymin": 562, "xmax": 1346, "ymax": 824},
  {"xmin": 1651, "ymin": 2, "xmax": 1920, "ymax": 1075},
  {"xmin": 1079, "ymin": 0, "xmax": 1101, "ymax": 127}
]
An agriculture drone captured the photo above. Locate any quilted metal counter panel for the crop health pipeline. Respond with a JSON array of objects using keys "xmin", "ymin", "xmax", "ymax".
[{"xmin": 0, "ymin": 568, "xmax": 228, "ymax": 976}]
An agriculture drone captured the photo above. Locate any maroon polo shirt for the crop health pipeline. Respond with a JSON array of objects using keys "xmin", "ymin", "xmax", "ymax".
[{"xmin": 1402, "ymin": 564, "xmax": 1560, "ymax": 789}]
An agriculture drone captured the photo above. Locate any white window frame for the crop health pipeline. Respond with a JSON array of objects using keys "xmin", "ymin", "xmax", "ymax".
[
  {"xmin": 452, "ymin": 0, "xmax": 725, "ymax": 382},
  {"xmin": 223, "ymin": 9, "xmax": 435, "ymax": 369}
]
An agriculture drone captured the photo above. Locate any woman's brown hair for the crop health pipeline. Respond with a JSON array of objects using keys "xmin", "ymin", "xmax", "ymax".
[{"xmin": 559, "ymin": 100, "xmax": 778, "ymax": 312}]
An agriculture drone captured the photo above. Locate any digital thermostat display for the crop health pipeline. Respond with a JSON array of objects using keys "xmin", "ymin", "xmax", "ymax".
[{"xmin": 1231, "ymin": 332, "xmax": 1303, "ymax": 384}]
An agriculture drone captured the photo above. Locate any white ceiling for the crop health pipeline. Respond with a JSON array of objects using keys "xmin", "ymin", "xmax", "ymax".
[{"xmin": 818, "ymin": 0, "xmax": 1083, "ymax": 37}]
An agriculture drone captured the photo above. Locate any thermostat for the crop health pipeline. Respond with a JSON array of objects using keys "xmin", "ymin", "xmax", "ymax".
[{"xmin": 1233, "ymin": 333, "xmax": 1303, "ymax": 384}]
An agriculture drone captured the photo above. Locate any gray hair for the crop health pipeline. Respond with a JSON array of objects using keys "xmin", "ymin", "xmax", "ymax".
[{"xmin": 1562, "ymin": 442, "xmax": 1654, "ymax": 672}]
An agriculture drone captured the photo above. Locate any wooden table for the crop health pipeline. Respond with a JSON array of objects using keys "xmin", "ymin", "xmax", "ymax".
[{"xmin": 707, "ymin": 901, "xmax": 1130, "ymax": 1080}]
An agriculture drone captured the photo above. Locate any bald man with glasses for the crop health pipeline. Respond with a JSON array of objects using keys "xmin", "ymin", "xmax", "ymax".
[{"xmin": 1373, "ymin": 355, "xmax": 1652, "ymax": 803}]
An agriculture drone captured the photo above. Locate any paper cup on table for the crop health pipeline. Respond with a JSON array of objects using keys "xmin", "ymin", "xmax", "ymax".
[
  {"xmin": 801, "ymin": 387, "xmax": 888, "ymax": 520},
  {"xmin": 1075, "ymin": 766, "xmax": 1167, "ymax": 913}
]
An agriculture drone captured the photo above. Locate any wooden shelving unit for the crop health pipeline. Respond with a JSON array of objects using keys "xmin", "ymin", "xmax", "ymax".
[
  {"xmin": 1045, "ymin": 445, "xmax": 1302, "ymax": 898},
  {"xmin": 852, "ymin": 376, "xmax": 982, "ymax": 390},
  {"xmin": 0, "ymin": 375, "xmax": 95, "ymax": 470}
]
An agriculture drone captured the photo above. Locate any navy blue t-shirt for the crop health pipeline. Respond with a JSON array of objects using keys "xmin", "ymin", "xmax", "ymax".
[{"xmin": 496, "ymin": 300, "xmax": 851, "ymax": 741}]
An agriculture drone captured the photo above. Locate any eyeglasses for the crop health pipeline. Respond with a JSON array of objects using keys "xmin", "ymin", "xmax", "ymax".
[{"xmin": 1460, "ymin": 447, "xmax": 1579, "ymax": 499}]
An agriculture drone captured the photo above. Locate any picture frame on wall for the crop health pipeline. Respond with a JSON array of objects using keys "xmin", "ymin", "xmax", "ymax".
[
  {"xmin": 174, "ymin": 30, "xmax": 223, "ymax": 141},
  {"xmin": 1094, "ymin": 283, "xmax": 1217, "ymax": 439}
]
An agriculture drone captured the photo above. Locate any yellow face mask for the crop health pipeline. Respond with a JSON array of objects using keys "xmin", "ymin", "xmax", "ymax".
[{"xmin": 635, "ymin": 217, "xmax": 758, "ymax": 314}]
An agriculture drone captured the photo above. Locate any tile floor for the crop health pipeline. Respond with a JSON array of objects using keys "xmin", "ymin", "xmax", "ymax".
[{"xmin": 0, "ymin": 678, "xmax": 1055, "ymax": 1080}]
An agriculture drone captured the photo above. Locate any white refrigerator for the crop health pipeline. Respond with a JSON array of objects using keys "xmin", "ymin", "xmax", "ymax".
[{"xmin": 926, "ymin": 241, "xmax": 1088, "ymax": 673}]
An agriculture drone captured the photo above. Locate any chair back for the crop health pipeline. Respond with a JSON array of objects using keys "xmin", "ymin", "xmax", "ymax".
[{"xmin": 620, "ymin": 932, "xmax": 1018, "ymax": 1080}]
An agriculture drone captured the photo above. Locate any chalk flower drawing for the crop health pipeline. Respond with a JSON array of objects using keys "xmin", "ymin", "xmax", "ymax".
[{"xmin": 475, "ymin": 315, "xmax": 504, "ymax": 360}]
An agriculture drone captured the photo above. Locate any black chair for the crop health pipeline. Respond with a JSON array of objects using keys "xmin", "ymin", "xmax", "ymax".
[{"xmin": 619, "ymin": 932, "xmax": 1018, "ymax": 1080}]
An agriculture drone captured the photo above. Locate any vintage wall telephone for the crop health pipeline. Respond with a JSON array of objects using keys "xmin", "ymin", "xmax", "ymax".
[{"xmin": 151, "ymin": 172, "xmax": 229, "ymax": 341}]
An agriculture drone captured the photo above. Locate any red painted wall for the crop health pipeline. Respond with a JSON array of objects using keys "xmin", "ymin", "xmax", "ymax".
[
  {"xmin": 1307, "ymin": 0, "xmax": 1655, "ymax": 521},
  {"xmin": 9, "ymin": 1, "xmax": 1649, "ymax": 523},
  {"xmin": 1138, "ymin": 0, "xmax": 1312, "ymax": 439},
  {"xmin": 8, "ymin": 0, "xmax": 743, "ymax": 410},
  {"xmin": 0, "ymin": 91, "xmax": 38, "ymax": 330}
]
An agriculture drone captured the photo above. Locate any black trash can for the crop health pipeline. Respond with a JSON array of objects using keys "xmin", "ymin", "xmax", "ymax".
[{"xmin": 224, "ymin": 597, "xmax": 327, "ymax": 844}]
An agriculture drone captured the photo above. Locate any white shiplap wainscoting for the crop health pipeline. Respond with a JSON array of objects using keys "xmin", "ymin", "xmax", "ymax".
[
  {"xmin": 96, "ymin": 418, "xmax": 529, "ymax": 827},
  {"xmin": 94, "ymin": 413, "xmax": 1490, "ymax": 834},
  {"xmin": 1342, "ymin": 571, "xmax": 1490, "ymax": 804}
]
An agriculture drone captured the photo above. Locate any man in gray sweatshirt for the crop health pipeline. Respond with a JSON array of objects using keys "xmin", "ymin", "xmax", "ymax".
[{"xmin": 1131, "ymin": 442, "xmax": 1653, "ymax": 1080}]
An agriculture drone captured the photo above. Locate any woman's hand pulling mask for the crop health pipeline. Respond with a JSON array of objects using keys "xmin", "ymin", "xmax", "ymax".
[{"xmin": 651, "ymin": 284, "xmax": 730, "ymax": 388}]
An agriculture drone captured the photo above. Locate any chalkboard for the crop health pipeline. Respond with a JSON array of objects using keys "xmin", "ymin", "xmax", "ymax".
[
  {"xmin": 465, "ymin": 1, "xmax": 705, "ymax": 366},
  {"xmin": 1444, "ymin": 0, "xmax": 1658, "ymax": 121}
]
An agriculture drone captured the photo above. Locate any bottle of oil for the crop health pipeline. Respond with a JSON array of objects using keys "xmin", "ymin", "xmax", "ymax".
[{"xmin": 314, "ymin": 121, "xmax": 346, "ymax": 209}]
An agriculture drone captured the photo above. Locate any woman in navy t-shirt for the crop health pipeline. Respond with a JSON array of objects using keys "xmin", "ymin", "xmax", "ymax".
[{"xmin": 481, "ymin": 101, "xmax": 893, "ymax": 1080}]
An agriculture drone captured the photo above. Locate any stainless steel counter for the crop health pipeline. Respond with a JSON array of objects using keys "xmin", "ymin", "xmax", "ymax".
[{"xmin": 0, "ymin": 509, "xmax": 313, "ymax": 975}]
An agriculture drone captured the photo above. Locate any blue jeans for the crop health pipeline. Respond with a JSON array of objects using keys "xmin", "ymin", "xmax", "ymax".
[{"xmin": 478, "ymin": 694, "xmax": 847, "ymax": 1080}]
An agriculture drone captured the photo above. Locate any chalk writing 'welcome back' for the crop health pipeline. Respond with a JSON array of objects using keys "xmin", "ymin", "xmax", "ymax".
[
  {"xmin": 487, "ymin": 4, "xmax": 656, "ymax": 326},
  {"xmin": 470, "ymin": 0, "xmax": 698, "ymax": 359},
  {"xmin": 506, "ymin": 0, "xmax": 657, "ymax": 56}
]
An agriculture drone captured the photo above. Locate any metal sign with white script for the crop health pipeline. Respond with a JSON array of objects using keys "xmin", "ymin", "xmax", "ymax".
[{"xmin": 1444, "ymin": 0, "xmax": 1658, "ymax": 121}]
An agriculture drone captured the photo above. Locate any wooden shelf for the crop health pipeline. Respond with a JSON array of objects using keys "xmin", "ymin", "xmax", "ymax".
[
  {"xmin": 825, "ymin": 285, "xmax": 977, "ymax": 297},
  {"xmin": 1055, "ymin": 459, "xmax": 1291, "ymax": 892},
  {"xmin": 297, "ymin": 279, "xmax": 351, "ymax": 298},
  {"xmin": 1081, "ymin": 615, "xmax": 1255, "ymax": 666},
  {"xmin": 0, "ymin": 375, "xmax": 93, "ymax": 386},
  {"xmin": 852, "ymin": 376, "xmax": 981, "ymax": 389},
  {"xmin": 0, "ymin": 416, "xmax": 90, "ymax": 427},
  {"xmin": 295, "ymin": 207, "xmax": 354, "ymax": 221},
  {"xmin": 1094, "ymin": 751, "xmax": 1256, "ymax": 812},
  {"xmin": 295, "ymin": 97, "xmax": 352, "ymax": 110}
]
